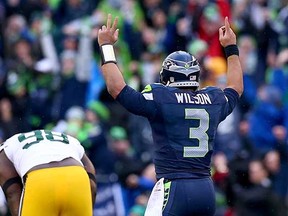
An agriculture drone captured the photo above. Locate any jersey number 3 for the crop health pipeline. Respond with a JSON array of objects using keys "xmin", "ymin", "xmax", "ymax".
[{"xmin": 184, "ymin": 109, "xmax": 209, "ymax": 158}]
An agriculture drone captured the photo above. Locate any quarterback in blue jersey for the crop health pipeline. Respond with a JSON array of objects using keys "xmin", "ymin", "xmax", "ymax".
[{"xmin": 98, "ymin": 14, "xmax": 243, "ymax": 216}]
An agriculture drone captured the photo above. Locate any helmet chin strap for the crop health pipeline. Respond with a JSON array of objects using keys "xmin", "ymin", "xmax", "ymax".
[{"xmin": 165, "ymin": 81, "xmax": 170, "ymax": 86}]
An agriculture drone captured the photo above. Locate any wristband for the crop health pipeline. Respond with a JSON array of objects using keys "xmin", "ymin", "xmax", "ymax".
[
  {"xmin": 224, "ymin": 44, "xmax": 239, "ymax": 58},
  {"xmin": 2, "ymin": 176, "xmax": 23, "ymax": 195},
  {"xmin": 100, "ymin": 44, "xmax": 117, "ymax": 65}
]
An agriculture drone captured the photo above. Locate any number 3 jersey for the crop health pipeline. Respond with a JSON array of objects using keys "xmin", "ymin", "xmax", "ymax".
[
  {"xmin": 117, "ymin": 84, "xmax": 239, "ymax": 180},
  {"xmin": 0, "ymin": 130, "xmax": 85, "ymax": 178}
]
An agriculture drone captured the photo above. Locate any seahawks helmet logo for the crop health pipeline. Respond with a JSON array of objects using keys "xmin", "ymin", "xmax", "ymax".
[{"xmin": 163, "ymin": 60, "xmax": 173, "ymax": 69}]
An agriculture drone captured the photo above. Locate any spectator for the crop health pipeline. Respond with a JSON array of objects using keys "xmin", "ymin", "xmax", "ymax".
[
  {"xmin": 263, "ymin": 150, "xmax": 288, "ymax": 204},
  {"xmin": 233, "ymin": 159, "xmax": 285, "ymax": 216},
  {"xmin": 273, "ymin": 4, "xmax": 288, "ymax": 49},
  {"xmin": 0, "ymin": 98, "xmax": 27, "ymax": 140},
  {"xmin": 211, "ymin": 152, "xmax": 230, "ymax": 215},
  {"xmin": 3, "ymin": 15, "xmax": 33, "ymax": 58},
  {"xmin": 237, "ymin": 35, "xmax": 258, "ymax": 117},
  {"xmin": 128, "ymin": 194, "xmax": 148, "ymax": 216},
  {"xmin": 192, "ymin": 2, "xmax": 229, "ymax": 57},
  {"xmin": 233, "ymin": 0, "xmax": 278, "ymax": 87},
  {"xmin": 214, "ymin": 76, "xmax": 242, "ymax": 161},
  {"xmin": 53, "ymin": 0, "xmax": 95, "ymax": 26},
  {"xmin": 127, "ymin": 163, "xmax": 156, "ymax": 216},
  {"xmin": 248, "ymin": 85, "xmax": 285, "ymax": 156},
  {"xmin": 109, "ymin": 126, "xmax": 144, "ymax": 183},
  {"xmin": 53, "ymin": 105, "xmax": 85, "ymax": 137},
  {"xmin": 108, "ymin": 126, "xmax": 145, "ymax": 214},
  {"xmin": 54, "ymin": 50, "xmax": 88, "ymax": 119},
  {"xmin": 127, "ymin": 113, "xmax": 154, "ymax": 162},
  {"xmin": 83, "ymin": 101, "xmax": 115, "ymax": 175},
  {"xmin": 268, "ymin": 49, "xmax": 288, "ymax": 114}
]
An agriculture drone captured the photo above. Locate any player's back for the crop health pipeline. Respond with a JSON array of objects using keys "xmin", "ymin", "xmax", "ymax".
[{"xmin": 147, "ymin": 84, "xmax": 235, "ymax": 180}]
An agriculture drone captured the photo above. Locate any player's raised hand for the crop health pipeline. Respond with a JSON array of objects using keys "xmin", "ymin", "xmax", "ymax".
[
  {"xmin": 219, "ymin": 17, "xmax": 236, "ymax": 47},
  {"xmin": 98, "ymin": 14, "xmax": 119, "ymax": 46}
]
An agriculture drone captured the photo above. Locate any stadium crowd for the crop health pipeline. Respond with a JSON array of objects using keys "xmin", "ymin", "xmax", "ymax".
[{"xmin": 0, "ymin": 0, "xmax": 288, "ymax": 215}]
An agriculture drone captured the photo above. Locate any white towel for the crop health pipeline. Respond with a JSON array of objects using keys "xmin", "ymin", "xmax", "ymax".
[{"xmin": 144, "ymin": 178, "xmax": 164, "ymax": 216}]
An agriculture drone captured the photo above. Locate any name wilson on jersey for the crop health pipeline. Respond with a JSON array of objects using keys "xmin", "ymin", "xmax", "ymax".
[{"xmin": 175, "ymin": 93, "xmax": 212, "ymax": 105}]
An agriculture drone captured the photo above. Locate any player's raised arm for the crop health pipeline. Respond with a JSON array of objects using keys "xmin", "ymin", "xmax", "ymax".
[
  {"xmin": 219, "ymin": 17, "xmax": 243, "ymax": 96},
  {"xmin": 98, "ymin": 14, "xmax": 126, "ymax": 99}
]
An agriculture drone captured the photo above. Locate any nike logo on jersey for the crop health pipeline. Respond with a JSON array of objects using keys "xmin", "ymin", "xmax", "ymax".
[{"xmin": 175, "ymin": 93, "xmax": 212, "ymax": 104}]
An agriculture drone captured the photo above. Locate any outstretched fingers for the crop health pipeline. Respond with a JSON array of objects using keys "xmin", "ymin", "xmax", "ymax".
[
  {"xmin": 224, "ymin": 16, "xmax": 230, "ymax": 30},
  {"xmin": 107, "ymin": 13, "xmax": 112, "ymax": 29},
  {"xmin": 111, "ymin": 16, "xmax": 119, "ymax": 33},
  {"xmin": 219, "ymin": 17, "xmax": 230, "ymax": 38}
]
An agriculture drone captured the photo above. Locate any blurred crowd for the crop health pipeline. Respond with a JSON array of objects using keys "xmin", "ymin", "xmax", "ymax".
[{"xmin": 0, "ymin": 0, "xmax": 288, "ymax": 215}]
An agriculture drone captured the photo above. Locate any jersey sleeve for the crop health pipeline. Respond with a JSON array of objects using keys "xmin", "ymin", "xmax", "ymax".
[
  {"xmin": 1, "ymin": 135, "xmax": 18, "ymax": 159},
  {"xmin": 116, "ymin": 85, "xmax": 158, "ymax": 119},
  {"xmin": 220, "ymin": 88, "xmax": 240, "ymax": 121}
]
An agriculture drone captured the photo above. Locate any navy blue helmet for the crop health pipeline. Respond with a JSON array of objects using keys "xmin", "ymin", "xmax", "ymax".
[{"xmin": 160, "ymin": 51, "xmax": 200, "ymax": 89}]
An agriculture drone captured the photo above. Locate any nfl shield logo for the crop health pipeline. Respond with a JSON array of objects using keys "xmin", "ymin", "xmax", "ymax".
[{"xmin": 190, "ymin": 75, "xmax": 196, "ymax": 80}]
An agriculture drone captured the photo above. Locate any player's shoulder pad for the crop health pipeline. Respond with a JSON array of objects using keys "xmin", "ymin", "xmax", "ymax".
[
  {"xmin": 141, "ymin": 83, "xmax": 164, "ymax": 93},
  {"xmin": 0, "ymin": 133, "xmax": 20, "ymax": 152}
]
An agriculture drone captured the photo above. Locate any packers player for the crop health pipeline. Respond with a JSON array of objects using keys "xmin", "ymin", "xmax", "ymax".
[{"xmin": 0, "ymin": 130, "xmax": 96, "ymax": 216}]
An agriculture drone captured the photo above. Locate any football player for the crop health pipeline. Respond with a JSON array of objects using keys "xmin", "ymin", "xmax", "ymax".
[
  {"xmin": 0, "ymin": 130, "xmax": 96, "ymax": 216},
  {"xmin": 98, "ymin": 14, "xmax": 243, "ymax": 216}
]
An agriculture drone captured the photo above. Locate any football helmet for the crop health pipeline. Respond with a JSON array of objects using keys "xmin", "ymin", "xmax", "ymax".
[{"xmin": 160, "ymin": 51, "xmax": 200, "ymax": 89}]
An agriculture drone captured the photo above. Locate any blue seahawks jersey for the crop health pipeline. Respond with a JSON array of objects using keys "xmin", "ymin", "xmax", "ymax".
[{"xmin": 117, "ymin": 84, "xmax": 239, "ymax": 180}]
